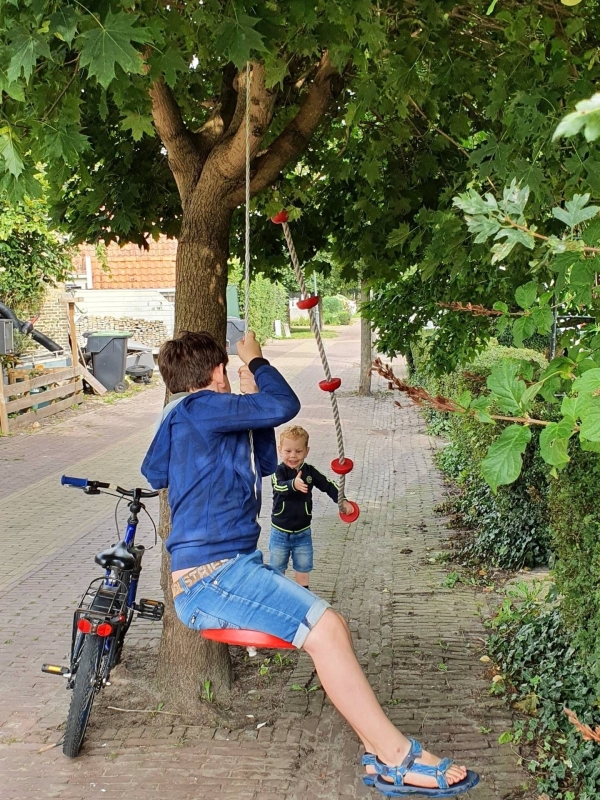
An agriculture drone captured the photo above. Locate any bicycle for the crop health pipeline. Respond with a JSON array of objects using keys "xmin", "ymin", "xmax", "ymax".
[{"xmin": 42, "ymin": 476, "xmax": 164, "ymax": 758}]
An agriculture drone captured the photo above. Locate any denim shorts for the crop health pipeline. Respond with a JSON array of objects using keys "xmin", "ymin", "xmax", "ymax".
[
  {"xmin": 269, "ymin": 527, "xmax": 313, "ymax": 573},
  {"xmin": 173, "ymin": 550, "xmax": 330, "ymax": 648}
]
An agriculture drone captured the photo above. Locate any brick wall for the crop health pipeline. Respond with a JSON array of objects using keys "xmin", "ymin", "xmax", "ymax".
[
  {"xmin": 33, "ymin": 286, "xmax": 70, "ymax": 351},
  {"xmin": 75, "ymin": 315, "xmax": 168, "ymax": 349}
]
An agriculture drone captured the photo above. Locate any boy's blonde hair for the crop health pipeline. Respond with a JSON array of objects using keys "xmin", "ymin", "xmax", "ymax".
[{"xmin": 279, "ymin": 425, "xmax": 309, "ymax": 447}]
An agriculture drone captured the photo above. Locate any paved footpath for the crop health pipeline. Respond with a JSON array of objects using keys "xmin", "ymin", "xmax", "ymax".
[{"xmin": 0, "ymin": 324, "xmax": 529, "ymax": 799}]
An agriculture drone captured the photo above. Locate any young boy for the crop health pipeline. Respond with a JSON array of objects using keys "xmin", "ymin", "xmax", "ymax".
[
  {"xmin": 141, "ymin": 330, "xmax": 478, "ymax": 797},
  {"xmin": 270, "ymin": 425, "xmax": 353, "ymax": 589}
]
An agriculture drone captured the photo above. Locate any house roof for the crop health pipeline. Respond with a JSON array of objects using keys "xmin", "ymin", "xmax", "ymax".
[{"xmin": 73, "ymin": 237, "xmax": 178, "ymax": 289}]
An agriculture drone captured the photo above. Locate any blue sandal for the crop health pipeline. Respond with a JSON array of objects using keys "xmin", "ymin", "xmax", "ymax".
[
  {"xmin": 372, "ymin": 738, "xmax": 480, "ymax": 797},
  {"xmin": 362, "ymin": 752, "xmax": 377, "ymax": 787}
]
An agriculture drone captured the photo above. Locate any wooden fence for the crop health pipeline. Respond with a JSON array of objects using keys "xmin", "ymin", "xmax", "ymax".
[{"xmin": 0, "ymin": 365, "xmax": 84, "ymax": 434}]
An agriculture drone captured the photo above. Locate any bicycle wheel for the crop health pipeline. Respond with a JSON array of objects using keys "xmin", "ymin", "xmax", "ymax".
[{"xmin": 63, "ymin": 634, "xmax": 103, "ymax": 757}]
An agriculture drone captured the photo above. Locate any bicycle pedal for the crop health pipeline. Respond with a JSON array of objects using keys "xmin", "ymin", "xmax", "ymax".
[
  {"xmin": 134, "ymin": 598, "xmax": 164, "ymax": 621},
  {"xmin": 42, "ymin": 664, "xmax": 70, "ymax": 676}
]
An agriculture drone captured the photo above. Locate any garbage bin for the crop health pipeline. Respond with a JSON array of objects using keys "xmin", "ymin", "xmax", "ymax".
[
  {"xmin": 226, "ymin": 317, "xmax": 245, "ymax": 355},
  {"xmin": 83, "ymin": 331, "xmax": 132, "ymax": 392}
]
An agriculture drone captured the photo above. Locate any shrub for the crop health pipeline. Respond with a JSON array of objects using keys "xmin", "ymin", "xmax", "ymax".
[
  {"xmin": 549, "ymin": 449, "xmax": 600, "ymax": 681},
  {"xmin": 488, "ymin": 585, "xmax": 600, "ymax": 799},
  {"xmin": 413, "ymin": 335, "xmax": 551, "ymax": 570}
]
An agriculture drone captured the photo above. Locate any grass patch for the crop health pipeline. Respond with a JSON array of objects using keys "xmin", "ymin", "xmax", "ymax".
[{"xmin": 289, "ymin": 326, "xmax": 337, "ymax": 339}]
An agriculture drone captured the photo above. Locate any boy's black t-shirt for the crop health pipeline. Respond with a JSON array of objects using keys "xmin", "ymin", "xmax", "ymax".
[{"xmin": 271, "ymin": 462, "xmax": 339, "ymax": 533}]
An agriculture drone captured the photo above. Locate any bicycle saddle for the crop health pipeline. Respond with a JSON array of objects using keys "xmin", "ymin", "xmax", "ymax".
[{"xmin": 95, "ymin": 541, "xmax": 136, "ymax": 571}]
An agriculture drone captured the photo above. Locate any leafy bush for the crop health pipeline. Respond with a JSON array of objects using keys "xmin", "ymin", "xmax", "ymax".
[
  {"xmin": 237, "ymin": 271, "xmax": 288, "ymax": 344},
  {"xmin": 549, "ymin": 449, "xmax": 600, "ymax": 681},
  {"xmin": 413, "ymin": 336, "xmax": 551, "ymax": 569},
  {"xmin": 0, "ymin": 197, "xmax": 73, "ymax": 315},
  {"xmin": 488, "ymin": 584, "xmax": 600, "ymax": 800},
  {"xmin": 322, "ymin": 295, "xmax": 344, "ymax": 324}
]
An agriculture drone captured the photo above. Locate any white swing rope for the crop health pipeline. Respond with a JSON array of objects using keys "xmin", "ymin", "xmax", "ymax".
[
  {"xmin": 279, "ymin": 222, "xmax": 348, "ymax": 510},
  {"xmin": 243, "ymin": 63, "xmax": 256, "ymax": 475}
]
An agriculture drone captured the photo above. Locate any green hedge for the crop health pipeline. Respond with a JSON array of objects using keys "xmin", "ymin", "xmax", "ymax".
[
  {"xmin": 238, "ymin": 273, "xmax": 288, "ymax": 344},
  {"xmin": 412, "ymin": 332, "xmax": 600, "ymax": 797},
  {"xmin": 413, "ymin": 337, "xmax": 551, "ymax": 570},
  {"xmin": 549, "ymin": 450, "xmax": 600, "ymax": 679}
]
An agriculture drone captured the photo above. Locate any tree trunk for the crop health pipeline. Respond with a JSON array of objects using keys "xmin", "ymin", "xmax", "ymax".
[
  {"xmin": 358, "ymin": 279, "xmax": 372, "ymax": 396},
  {"xmin": 174, "ymin": 195, "xmax": 233, "ymax": 339},
  {"xmin": 148, "ymin": 55, "xmax": 341, "ymax": 705},
  {"xmin": 156, "ymin": 496, "xmax": 232, "ymax": 709},
  {"xmin": 156, "ymin": 195, "xmax": 234, "ymax": 706}
]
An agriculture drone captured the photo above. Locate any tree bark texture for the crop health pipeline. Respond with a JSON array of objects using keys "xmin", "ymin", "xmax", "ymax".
[
  {"xmin": 358, "ymin": 280, "xmax": 372, "ymax": 396},
  {"xmin": 147, "ymin": 56, "xmax": 342, "ymax": 701},
  {"xmin": 155, "ymin": 495, "xmax": 232, "ymax": 708}
]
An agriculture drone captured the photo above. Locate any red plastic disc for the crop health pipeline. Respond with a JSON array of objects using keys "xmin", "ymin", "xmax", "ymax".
[
  {"xmin": 331, "ymin": 457, "xmax": 354, "ymax": 475},
  {"xmin": 297, "ymin": 295, "xmax": 319, "ymax": 310},
  {"xmin": 270, "ymin": 210, "xmax": 289, "ymax": 225},
  {"xmin": 319, "ymin": 378, "xmax": 342, "ymax": 392},
  {"xmin": 339, "ymin": 501, "xmax": 360, "ymax": 524},
  {"xmin": 202, "ymin": 629, "xmax": 295, "ymax": 649}
]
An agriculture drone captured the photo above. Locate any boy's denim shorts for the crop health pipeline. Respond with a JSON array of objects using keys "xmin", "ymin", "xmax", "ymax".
[
  {"xmin": 173, "ymin": 550, "xmax": 330, "ymax": 648},
  {"xmin": 269, "ymin": 527, "xmax": 313, "ymax": 573}
]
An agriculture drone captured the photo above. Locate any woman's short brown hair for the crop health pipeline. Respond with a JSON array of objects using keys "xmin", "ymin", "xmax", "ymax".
[{"xmin": 158, "ymin": 331, "xmax": 228, "ymax": 394}]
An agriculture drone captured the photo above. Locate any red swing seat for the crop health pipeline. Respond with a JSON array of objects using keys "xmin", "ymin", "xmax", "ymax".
[{"xmin": 202, "ymin": 628, "xmax": 295, "ymax": 649}]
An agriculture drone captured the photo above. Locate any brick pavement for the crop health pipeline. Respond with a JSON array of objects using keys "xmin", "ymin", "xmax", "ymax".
[{"xmin": 0, "ymin": 325, "xmax": 529, "ymax": 799}]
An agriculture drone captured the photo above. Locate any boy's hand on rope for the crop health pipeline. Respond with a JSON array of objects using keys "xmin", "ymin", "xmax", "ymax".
[
  {"xmin": 237, "ymin": 331, "xmax": 262, "ymax": 365},
  {"xmin": 340, "ymin": 499, "xmax": 354, "ymax": 515},
  {"xmin": 293, "ymin": 471, "xmax": 309, "ymax": 493},
  {"xmin": 238, "ymin": 365, "xmax": 258, "ymax": 394}
]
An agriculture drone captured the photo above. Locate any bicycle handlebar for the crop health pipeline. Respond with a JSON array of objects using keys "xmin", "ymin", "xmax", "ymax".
[{"xmin": 61, "ymin": 475, "xmax": 159, "ymax": 498}]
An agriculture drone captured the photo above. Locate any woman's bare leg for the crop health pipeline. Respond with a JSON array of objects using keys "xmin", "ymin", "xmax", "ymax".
[{"xmin": 303, "ymin": 609, "xmax": 468, "ymax": 789}]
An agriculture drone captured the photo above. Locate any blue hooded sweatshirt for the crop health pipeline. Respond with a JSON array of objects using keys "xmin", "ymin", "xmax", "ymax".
[{"xmin": 141, "ymin": 361, "xmax": 300, "ymax": 570}]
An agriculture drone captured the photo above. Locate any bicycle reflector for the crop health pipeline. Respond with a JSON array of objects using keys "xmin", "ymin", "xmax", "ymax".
[
  {"xmin": 77, "ymin": 619, "xmax": 92, "ymax": 634},
  {"xmin": 96, "ymin": 623, "xmax": 112, "ymax": 637}
]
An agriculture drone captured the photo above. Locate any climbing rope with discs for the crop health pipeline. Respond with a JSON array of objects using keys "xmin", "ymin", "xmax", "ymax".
[
  {"xmin": 241, "ymin": 63, "xmax": 358, "ymax": 525},
  {"xmin": 271, "ymin": 210, "xmax": 360, "ymax": 524}
]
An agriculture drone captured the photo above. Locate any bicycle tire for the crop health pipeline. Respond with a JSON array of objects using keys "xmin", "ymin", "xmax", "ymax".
[{"xmin": 63, "ymin": 634, "xmax": 103, "ymax": 758}]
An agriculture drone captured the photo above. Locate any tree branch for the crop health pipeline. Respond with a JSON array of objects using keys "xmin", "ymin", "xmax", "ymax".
[
  {"xmin": 201, "ymin": 62, "xmax": 276, "ymax": 193},
  {"xmin": 227, "ymin": 52, "xmax": 340, "ymax": 207},
  {"xmin": 192, "ymin": 62, "xmax": 239, "ymax": 155},
  {"xmin": 149, "ymin": 79, "xmax": 202, "ymax": 204}
]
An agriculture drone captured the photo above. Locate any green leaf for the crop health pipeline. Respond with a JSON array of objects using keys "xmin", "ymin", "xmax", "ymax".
[
  {"xmin": 515, "ymin": 281, "xmax": 537, "ymax": 310},
  {"xmin": 552, "ymin": 194, "xmax": 599, "ymax": 228},
  {"xmin": 476, "ymin": 409, "xmax": 495, "ymax": 424},
  {"xmin": 43, "ymin": 124, "xmax": 90, "ymax": 162},
  {"xmin": 487, "ymin": 360, "xmax": 526, "ymax": 413},
  {"xmin": 481, "ymin": 425, "xmax": 532, "ymax": 493},
  {"xmin": 457, "ymin": 390, "xmax": 471, "ymax": 409},
  {"xmin": 580, "ymin": 436, "xmax": 600, "ymax": 452},
  {"xmin": 493, "ymin": 301, "xmax": 509, "ymax": 313},
  {"xmin": 120, "ymin": 111, "xmax": 155, "ymax": 141},
  {"xmin": 214, "ymin": 14, "xmax": 268, "ymax": 68},
  {"xmin": 521, "ymin": 382, "xmax": 543, "ymax": 408},
  {"xmin": 152, "ymin": 47, "xmax": 188, "ymax": 89},
  {"xmin": 578, "ymin": 394, "xmax": 600, "ymax": 442},
  {"xmin": 50, "ymin": 8, "xmax": 79, "ymax": 45},
  {"xmin": 77, "ymin": 11, "xmax": 153, "ymax": 89},
  {"xmin": 572, "ymin": 368, "xmax": 600, "ymax": 394},
  {"xmin": 264, "ymin": 60, "xmax": 288, "ymax": 89},
  {"xmin": 512, "ymin": 315, "xmax": 536, "ymax": 347},
  {"xmin": 531, "ymin": 306, "xmax": 554, "ymax": 334},
  {"xmin": 7, "ymin": 28, "xmax": 51, "ymax": 83},
  {"xmin": 0, "ymin": 127, "xmax": 24, "ymax": 177},
  {"xmin": 554, "ymin": 94, "xmax": 600, "ymax": 142},
  {"xmin": 539, "ymin": 422, "xmax": 572, "ymax": 468},
  {"xmin": 498, "ymin": 730, "xmax": 514, "ymax": 745}
]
